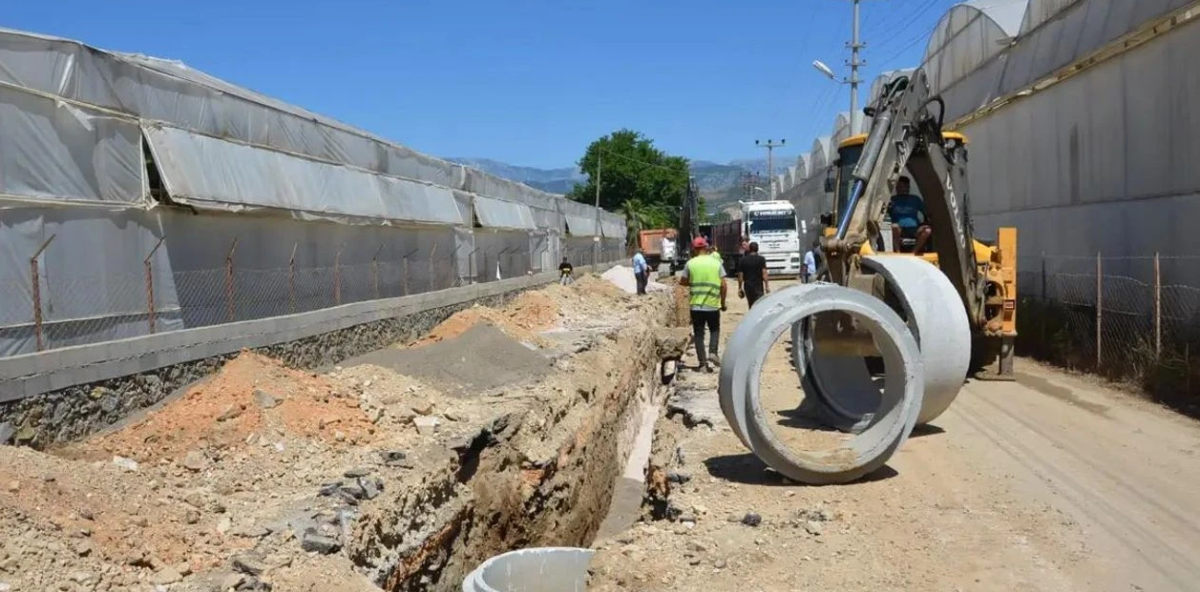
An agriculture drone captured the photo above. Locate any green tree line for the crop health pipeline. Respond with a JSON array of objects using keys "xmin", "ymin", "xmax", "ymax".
[{"xmin": 567, "ymin": 129, "xmax": 704, "ymax": 241}]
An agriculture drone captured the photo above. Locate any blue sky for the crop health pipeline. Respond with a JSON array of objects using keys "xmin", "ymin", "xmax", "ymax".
[{"xmin": 6, "ymin": 0, "xmax": 957, "ymax": 169}]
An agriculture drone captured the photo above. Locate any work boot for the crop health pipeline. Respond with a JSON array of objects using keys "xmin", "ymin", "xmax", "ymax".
[{"xmin": 708, "ymin": 351, "xmax": 721, "ymax": 367}]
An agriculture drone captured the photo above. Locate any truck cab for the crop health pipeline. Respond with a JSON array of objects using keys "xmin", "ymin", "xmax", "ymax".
[{"xmin": 742, "ymin": 201, "xmax": 803, "ymax": 276}]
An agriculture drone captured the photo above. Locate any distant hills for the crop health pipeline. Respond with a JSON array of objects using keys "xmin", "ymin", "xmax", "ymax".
[{"xmin": 445, "ymin": 156, "xmax": 795, "ymax": 202}]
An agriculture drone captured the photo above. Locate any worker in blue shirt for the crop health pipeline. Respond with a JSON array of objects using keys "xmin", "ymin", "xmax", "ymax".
[
  {"xmin": 888, "ymin": 176, "xmax": 932, "ymax": 254},
  {"xmin": 632, "ymin": 249, "xmax": 649, "ymax": 295}
]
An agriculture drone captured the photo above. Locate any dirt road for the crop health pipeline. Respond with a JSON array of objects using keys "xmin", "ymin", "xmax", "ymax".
[{"xmin": 591, "ymin": 280, "xmax": 1200, "ymax": 592}]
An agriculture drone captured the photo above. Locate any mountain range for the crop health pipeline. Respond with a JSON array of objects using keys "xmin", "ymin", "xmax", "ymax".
[{"xmin": 445, "ymin": 156, "xmax": 796, "ymax": 201}]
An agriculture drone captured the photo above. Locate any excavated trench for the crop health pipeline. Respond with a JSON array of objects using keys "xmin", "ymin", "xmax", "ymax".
[{"xmin": 347, "ymin": 291, "xmax": 688, "ymax": 591}]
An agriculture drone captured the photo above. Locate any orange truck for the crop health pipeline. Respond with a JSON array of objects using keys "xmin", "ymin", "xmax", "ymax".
[{"xmin": 636, "ymin": 228, "xmax": 678, "ymax": 269}]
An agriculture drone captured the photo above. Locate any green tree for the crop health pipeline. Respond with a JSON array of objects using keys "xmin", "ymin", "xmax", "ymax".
[{"xmin": 568, "ymin": 129, "xmax": 690, "ymax": 221}]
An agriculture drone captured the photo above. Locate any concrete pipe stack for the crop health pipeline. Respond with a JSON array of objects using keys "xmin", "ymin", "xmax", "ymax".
[{"xmin": 719, "ymin": 257, "xmax": 971, "ymax": 484}]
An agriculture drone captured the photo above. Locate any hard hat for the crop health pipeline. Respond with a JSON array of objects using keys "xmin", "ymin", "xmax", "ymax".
[{"xmin": 692, "ymin": 236, "xmax": 708, "ymax": 249}]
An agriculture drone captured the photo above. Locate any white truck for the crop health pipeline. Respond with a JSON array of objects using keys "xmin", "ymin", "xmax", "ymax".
[
  {"xmin": 713, "ymin": 200, "xmax": 803, "ymax": 277},
  {"xmin": 743, "ymin": 200, "xmax": 803, "ymax": 276}
]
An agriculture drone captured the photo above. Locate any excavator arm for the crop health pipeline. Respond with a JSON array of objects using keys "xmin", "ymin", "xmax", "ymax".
[{"xmin": 821, "ymin": 68, "xmax": 988, "ymax": 329}]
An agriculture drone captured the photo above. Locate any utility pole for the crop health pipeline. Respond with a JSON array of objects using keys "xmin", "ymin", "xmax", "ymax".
[
  {"xmin": 593, "ymin": 152, "xmax": 602, "ymax": 263},
  {"xmin": 755, "ymin": 139, "xmax": 785, "ymax": 199},
  {"xmin": 812, "ymin": 0, "xmax": 869, "ymax": 133},
  {"xmin": 848, "ymin": 0, "xmax": 864, "ymax": 133}
]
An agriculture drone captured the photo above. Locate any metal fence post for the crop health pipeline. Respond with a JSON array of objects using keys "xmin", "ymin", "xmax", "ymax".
[
  {"xmin": 429, "ymin": 242, "xmax": 438, "ymax": 291},
  {"xmin": 1154, "ymin": 252, "xmax": 1161, "ymax": 357},
  {"xmin": 289, "ymin": 242, "xmax": 298, "ymax": 314},
  {"xmin": 469, "ymin": 248, "xmax": 478, "ymax": 284},
  {"xmin": 372, "ymin": 243, "xmax": 384, "ymax": 300},
  {"xmin": 1041, "ymin": 252, "xmax": 1047, "ymax": 347},
  {"xmin": 1095, "ymin": 252, "xmax": 1102, "ymax": 369},
  {"xmin": 401, "ymin": 247, "xmax": 418, "ymax": 296},
  {"xmin": 30, "ymin": 234, "xmax": 56, "ymax": 352},
  {"xmin": 334, "ymin": 243, "xmax": 345, "ymax": 306},
  {"xmin": 225, "ymin": 238, "xmax": 239, "ymax": 323},
  {"xmin": 144, "ymin": 236, "xmax": 166, "ymax": 334}
]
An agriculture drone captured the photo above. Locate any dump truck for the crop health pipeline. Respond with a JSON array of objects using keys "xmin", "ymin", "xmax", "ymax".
[{"xmin": 636, "ymin": 228, "xmax": 678, "ymax": 269}]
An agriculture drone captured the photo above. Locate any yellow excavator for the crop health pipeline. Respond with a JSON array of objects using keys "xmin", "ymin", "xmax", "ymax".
[
  {"xmin": 811, "ymin": 68, "xmax": 1018, "ymax": 380},
  {"xmin": 717, "ymin": 69, "xmax": 1019, "ymax": 483}
]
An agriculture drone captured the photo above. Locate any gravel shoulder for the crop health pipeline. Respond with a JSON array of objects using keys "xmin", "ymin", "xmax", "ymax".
[{"xmin": 590, "ymin": 281, "xmax": 1200, "ymax": 592}]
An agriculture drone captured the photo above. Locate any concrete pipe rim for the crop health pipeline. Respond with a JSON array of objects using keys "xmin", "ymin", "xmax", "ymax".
[
  {"xmin": 719, "ymin": 284, "xmax": 924, "ymax": 485},
  {"xmin": 862, "ymin": 255, "xmax": 971, "ymax": 425},
  {"xmin": 742, "ymin": 293, "xmax": 922, "ymax": 482},
  {"xmin": 462, "ymin": 546, "xmax": 596, "ymax": 592}
]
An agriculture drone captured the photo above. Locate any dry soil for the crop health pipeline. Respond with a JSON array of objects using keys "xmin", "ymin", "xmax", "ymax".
[{"xmin": 590, "ymin": 279, "xmax": 1200, "ymax": 592}]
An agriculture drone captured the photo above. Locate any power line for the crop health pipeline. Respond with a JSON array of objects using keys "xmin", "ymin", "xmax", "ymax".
[{"xmin": 874, "ymin": 22, "xmax": 939, "ymax": 69}]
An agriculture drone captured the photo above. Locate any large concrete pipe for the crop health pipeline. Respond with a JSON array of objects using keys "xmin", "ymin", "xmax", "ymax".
[
  {"xmin": 719, "ymin": 283, "xmax": 925, "ymax": 485},
  {"xmin": 793, "ymin": 256, "xmax": 971, "ymax": 428}
]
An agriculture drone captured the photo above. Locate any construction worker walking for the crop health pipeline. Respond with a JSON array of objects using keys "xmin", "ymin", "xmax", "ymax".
[{"xmin": 680, "ymin": 237, "xmax": 727, "ymax": 372}]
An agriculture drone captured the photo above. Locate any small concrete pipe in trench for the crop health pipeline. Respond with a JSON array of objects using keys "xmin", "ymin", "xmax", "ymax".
[
  {"xmin": 793, "ymin": 256, "xmax": 971, "ymax": 428},
  {"xmin": 719, "ymin": 283, "xmax": 925, "ymax": 485},
  {"xmin": 462, "ymin": 547, "xmax": 595, "ymax": 592}
]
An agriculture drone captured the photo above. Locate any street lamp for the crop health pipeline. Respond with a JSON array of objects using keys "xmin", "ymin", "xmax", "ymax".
[
  {"xmin": 812, "ymin": 57, "xmax": 861, "ymax": 132},
  {"xmin": 812, "ymin": 59, "xmax": 839, "ymax": 81}
]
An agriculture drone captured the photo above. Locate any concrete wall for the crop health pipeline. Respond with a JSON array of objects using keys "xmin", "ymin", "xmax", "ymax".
[{"xmin": 0, "ymin": 262, "xmax": 615, "ymax": 447}]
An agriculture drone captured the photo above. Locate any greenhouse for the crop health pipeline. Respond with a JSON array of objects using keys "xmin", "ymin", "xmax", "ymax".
[
  {"xmin": 0, "ymin": 28, "xmax": 625, "ymax": 356},
  {"xmin": 782, "ymin": 0, "xmax": 1200, "ymax": 281}
]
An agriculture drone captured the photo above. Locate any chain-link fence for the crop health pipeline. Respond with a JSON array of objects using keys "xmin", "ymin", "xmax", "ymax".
[
  {"xmin": 3, "ymin": 235, "xmax": 625, "ymax": 358},
  {"xmin": 1018, "ymin": 254, "xmax": 1200, "ymax": 411}
]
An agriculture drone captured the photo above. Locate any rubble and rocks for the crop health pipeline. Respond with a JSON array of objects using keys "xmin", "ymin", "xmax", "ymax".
[{"xmin": 0, "ymin": 271, "xmax": 675, "ymax": 591}]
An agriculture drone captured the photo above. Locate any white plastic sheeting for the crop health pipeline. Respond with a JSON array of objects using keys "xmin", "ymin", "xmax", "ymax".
[
  {"xmin": 809, "ymin": 136, "xmax": 833, "ymax": 174},
  {"xmin": 963, "ymin": 15, "xmax": 1200, "ymax": 259},
  {"xmin": 0, "ymin": 27, "xmax": 621, "ymax": 243},
  {"xmin": 0, "ymin": 28, "xmax": 462, "ymax": 189},
  {"xmin": 0, "ymin": 208, "xmax": 183, "ymax": 356},
  {"xmin": 0, "ymin": 26, "xmax": 628, "ymax": 360},
  {"xmin": 473, "ymin": 195, "xmax": 537, "ymax": 230},
  {"xmin": 831, "ymin": 112, "xmax": 859, "ymax": 145},
  {"xmin": 785, "ymin": 0, "xmax": 1200, "ymax": 282},
  {"xmin": 996, "ymin": 0, "xmax": 1192, "ymax": 99},
  {"xmin": 599, "ymin": 210, "xmax": 627, "ymax": 239},
  {"xmin": 145, "ymin": 125, "xmax": 468, "ymax": 226},
  {"xmin": 558, "ymin": 198, "xmax": 601, "ymax": 236},
  {"xmin": 0, "ymin": 85, "xmax": 143, "ymax": 206},
  {"xmin": 923, "ymin": 0, "xmax": 1026, "ymax": 96}
]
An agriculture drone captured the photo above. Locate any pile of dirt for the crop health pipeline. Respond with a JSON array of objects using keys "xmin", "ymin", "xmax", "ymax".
[
  {"xmin": 69, "ymin": 352, "xmax": 376, "ymax": 464},
  {"xmin": 541, "ymin": 276, "xmax": 636, "ymax": 326},
  {"xmin": 413, "ymin": 291, "xmax": 561, "ymax": 348},
  {"xmin": 344, "ymin": 323, "xmax": 552, "ymax": 398}
]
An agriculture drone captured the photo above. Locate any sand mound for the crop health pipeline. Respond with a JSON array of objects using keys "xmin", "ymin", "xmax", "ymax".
[
  {"xmin": 601, "ymin": 265, "xmax": 668, "ymax": 294},
  {"xmin": 74, "ymin": 352, "xmax": 375, "ymax": 463},
  {"xmin": 413, "ymin": 290, "xmax": 561, "ymax": 347}
]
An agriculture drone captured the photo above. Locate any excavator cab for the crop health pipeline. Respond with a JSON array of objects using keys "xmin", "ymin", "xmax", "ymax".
[{"xmin": 818, "ymin": 105, "xmax": 1017, "ymax": 378}]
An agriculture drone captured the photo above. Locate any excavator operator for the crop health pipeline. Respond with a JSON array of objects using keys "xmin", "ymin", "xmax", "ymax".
[{"xmin": 888, "ymin": 175, "xmax": 932, "ymax": 254}]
